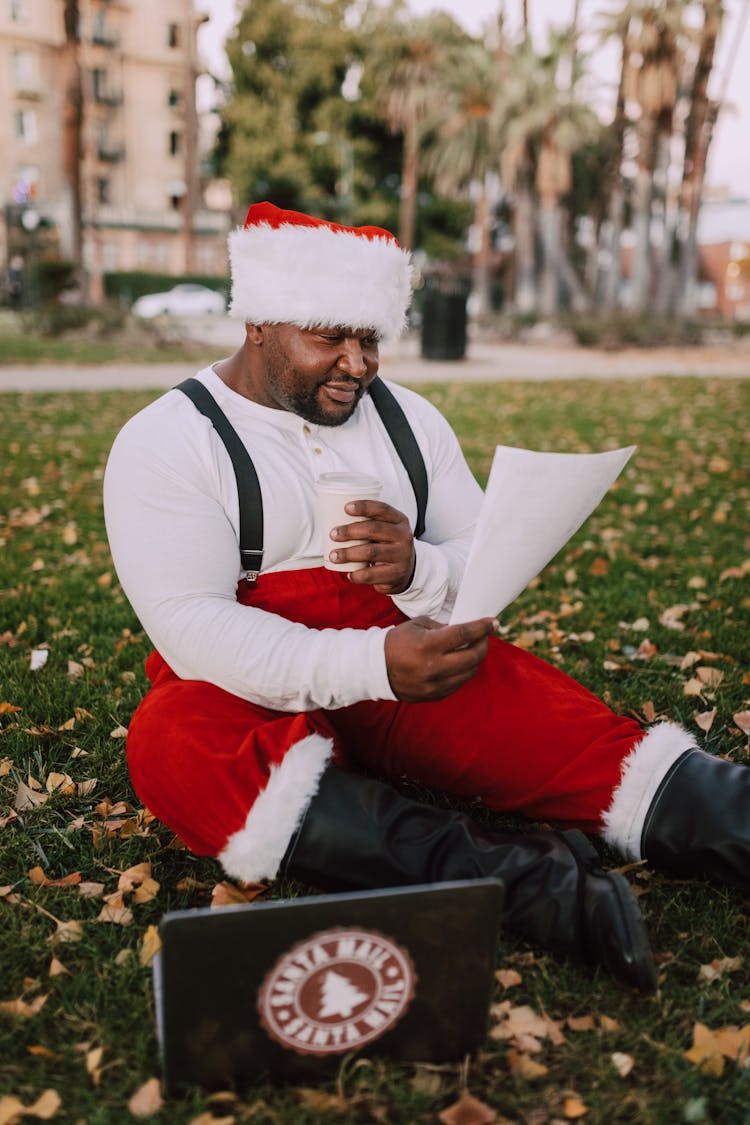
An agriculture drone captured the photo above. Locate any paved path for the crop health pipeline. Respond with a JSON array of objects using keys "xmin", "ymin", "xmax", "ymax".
[{"xmin": 0, "ymin": 336, "xmax": 748, "ymax": 392}]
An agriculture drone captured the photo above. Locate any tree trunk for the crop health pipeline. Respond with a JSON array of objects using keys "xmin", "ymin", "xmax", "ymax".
[
  {"xmin": 538, "ymin": 196, "xmax": 561, "ymax": 316},
  {"xmin": 675, "ymin": 0, "xmax": 724, "ymax": 315},
  {"xmin": 513, "ymin": 157, "xmax": 536, "ymax": 313},
  {"xmin": 629, "ymin": 115, "xmax": 658, "ymax": 311},
  {"xmin": 61, "ymin": 0, "xmax": 83, "ymax": 269},
  {"xmin": 399, "ymin": 114, "xmax": 419, "ymax": 251},
  {"xmin": 471, "ymin": 177, "xmax": 492, "ymax": 320},
  {"xmin": 599, "ymin": 26, "xmax": 629, "ymax": 312}
]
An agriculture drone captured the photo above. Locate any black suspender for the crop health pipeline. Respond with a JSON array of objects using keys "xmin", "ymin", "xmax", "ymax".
[{"xmin": 175, "ymin": 375, "xmax": 428, "ymax": 580}]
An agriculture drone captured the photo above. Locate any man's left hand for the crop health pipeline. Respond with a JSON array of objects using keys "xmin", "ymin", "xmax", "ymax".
[{"xmin": 328, "ymin": 500, "xmax": 416, "ymax": 595}]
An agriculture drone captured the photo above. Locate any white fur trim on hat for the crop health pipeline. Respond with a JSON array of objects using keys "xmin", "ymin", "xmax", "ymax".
[
  {"xmin": 600, "ymin": 721, "xmax": 698, "ymax": 860},
  {"xmin": 218, "ymin": 732, "xmax": 333, "ymax": 883},
  {"xmin": 228, "ymin": 221, "xmax": 413, "ymax": 340}
]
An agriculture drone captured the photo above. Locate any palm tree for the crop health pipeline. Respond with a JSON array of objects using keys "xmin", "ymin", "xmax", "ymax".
[
  {"xmin": 422, "ymin": 42, "xmax": 505, "ymax": 316},
  {"xmin": 61, "ymin": 0, "xmax": 83, "ymax": 271},
  {"xmin": 370, "ymin": 12, "xmax": 467, "ymax": 250},
  {"xmin": 624, "ymin": 0, "xmax": 685, "ymax": 311}
]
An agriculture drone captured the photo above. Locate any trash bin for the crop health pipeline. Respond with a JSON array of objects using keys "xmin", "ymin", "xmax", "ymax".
[{"xmin": 420, "ymin": 288, "xmax": 468, "ymax": 360}]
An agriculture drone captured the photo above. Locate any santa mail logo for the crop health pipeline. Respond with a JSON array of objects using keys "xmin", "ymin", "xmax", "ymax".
[{"xmin": 257, "ymin": 927, "xmax": 416, "ymax": 1056}]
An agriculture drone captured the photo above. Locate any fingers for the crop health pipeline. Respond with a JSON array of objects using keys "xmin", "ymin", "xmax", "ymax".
[{"xmin": 384, "ymin": 617, "xmax": 495, "ymax": 702}]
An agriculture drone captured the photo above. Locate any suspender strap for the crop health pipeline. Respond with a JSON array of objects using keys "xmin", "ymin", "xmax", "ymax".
[
  {"xmin": 367, "ymin": 376, "xmax": 428, "ymax": 539},
  {"xmin": 175, "ymin": 378, "xmax": 264, "ymax": 579},
  {"xmin": 174, "ymin": 374, "xmax": 430, "ymax": 576}
]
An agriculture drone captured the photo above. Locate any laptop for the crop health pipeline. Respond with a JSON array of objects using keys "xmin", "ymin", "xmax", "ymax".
[{"xmin": 153, "ymin": 878, "xmax": 504, "ymax": 1093}]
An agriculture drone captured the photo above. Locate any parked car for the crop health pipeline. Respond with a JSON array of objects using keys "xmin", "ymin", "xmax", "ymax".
[{"xmin": 132, "ymin": 283, "xmax": 226, "ymax": 318}]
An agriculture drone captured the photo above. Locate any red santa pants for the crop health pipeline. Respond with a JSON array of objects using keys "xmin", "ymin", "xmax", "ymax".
[{"xmin": 126, "ymin": 568, "xmax": 646, "ymax": 870}]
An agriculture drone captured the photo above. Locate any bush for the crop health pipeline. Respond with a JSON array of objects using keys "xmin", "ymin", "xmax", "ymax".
[{"xmin": 22, "ymin": 301, "xmax": 129, "ymax": 338}]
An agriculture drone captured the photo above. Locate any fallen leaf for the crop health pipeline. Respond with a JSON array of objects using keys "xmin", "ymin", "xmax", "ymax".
[
  {"xmin": 210, "ymin": 881, "xmax": 267, "ymax": 907},
  {"xmin": 685, "ymin": 1023, "xmax": 725, "ymax": 1076},
  {"xmin": 85, "ymin": 1046, "xmax": 104, "ymax": 1086},
  {"xmin": 30, "ymin": 649, "xmax": 49, "ymax": 671},
  {"xmin": 495, "ymin": 969, "xmax": 522, "ymax": 990},
  {"xmin": 611, "ymin": 1052, "xmax": 635, "ymax": 1077},
  {"xmin": 733, "ymin": 711, "xmax": 750, "ymax": 736},
  {"xmin": 600, "ymin": 1015, "xmax": 622, "ymax": 1033},
  {"xmin": 140, "ymin": 925, "xmax": 162, "ymax": 968},
  {"xmin": 0, "ymin": 703, "xmax": 21, "ymax": 715},
  {"xmin": 295, "ymin": 1089, "xmax": 348, "ymax": 1115},
  {"xmin": 14, "ymin": 780, "xmax": 49, "ymax": 810},
  {"xmin": 696, "ymin": 667, "xmax": 724, "ymax": 690},
  {"xmin": 563, "ymin": 1095, "xmax": 588, "ymax": 1118},
  {"xmin": 0, "ymin": 1097, "xmax": 26, "ymax": 1125},
  {"xmin": 28, "ymin": 867, "xmax": 81, "ymax": 888},
  {"xmin": 78, "ymin": 882, "xmax": 105, "ymax": 898},
  {"xmin": 699, "ymin": 957, "xmax": 743, "ymax": 981},
  {"xmin": 439, "ymin": 1090, "xmax": 497, "ymax": 1124},
  {"xmin": 0, "ymin": 994, "xmax": 48, "ymax": 1019},
  {"xmin": 26, "ymin": 1089, "xmax": 62, "ymax": 1119},
  {"xmin": 693, "ymin": 709, "xmax": 717, "ymax": 732},
  {"xmin": 660, "ymin": 604, "xmax": 691, "ymax": 630},
  {"xmin": 50, "ymin": 919, "xmax": 83, "ymax": 945},
  {"xmin": 567, "ymin": 1015, "xmax": 596, "ymax": 1032},
  {"xmin": 48, "ymin": 957, "xmax": 68, "ymax": 977},
  {"xmin": 127, "ymin": 1078, "xmax": 163, "ymax": 1118},
  {"xmin": 109, "ymin": 725, "xmax": 128, "ymax": 739},
  {"xmin": 507, "ymin": 1050, "xmax": 548, "ymax": 1080},
  {"xmin": 96, "ymin": 903, "xmax": 134, "ymax": 926}
]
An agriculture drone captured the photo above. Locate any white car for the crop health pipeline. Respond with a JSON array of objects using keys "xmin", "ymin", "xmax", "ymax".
[{"xmin": 132, "ymin": 283, "xmax": 226, "ymax": 318}]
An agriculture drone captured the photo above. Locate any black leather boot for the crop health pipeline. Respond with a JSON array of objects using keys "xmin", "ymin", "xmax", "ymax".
[
  {"xmin": 642, "ymin": 749, "xmax": 750, "ymax": 892},
  {"xmin": 282, "ymin": 766, "xmax": 656, "ymax": 992}
]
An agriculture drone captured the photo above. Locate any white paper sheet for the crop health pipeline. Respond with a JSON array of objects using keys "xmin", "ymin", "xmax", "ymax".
[{"xmin": 449, "ymin": 444, "xmax": 636, "ymax": 624}]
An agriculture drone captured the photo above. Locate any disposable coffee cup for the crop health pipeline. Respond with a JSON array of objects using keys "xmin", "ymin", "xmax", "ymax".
[{"xmin": 316, "ymin": 472, "xmax": 382, "ymax": 572}]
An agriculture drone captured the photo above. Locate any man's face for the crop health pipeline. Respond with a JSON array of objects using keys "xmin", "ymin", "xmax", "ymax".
[{"xmin": 258, "ymin": 324, "xmax": 380, "ymax": 426}]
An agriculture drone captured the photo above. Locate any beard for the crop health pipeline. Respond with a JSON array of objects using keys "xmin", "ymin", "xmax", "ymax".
[{"xmin": 278, "ymin": 375, "xmax": 366, "ymax": 426}]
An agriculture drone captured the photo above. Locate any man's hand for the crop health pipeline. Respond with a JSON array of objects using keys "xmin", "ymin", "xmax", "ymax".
[
  {"xmin": 384, "ymin": 616, "xmax": 495, "ymax": 702},
  {"xmin": 328, "ymin": 500, "xmax": 416, "ymax": 595}
]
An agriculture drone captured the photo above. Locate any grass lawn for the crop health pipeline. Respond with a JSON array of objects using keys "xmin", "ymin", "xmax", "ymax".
[{"xmin": 1, "ymin": 376, "xmax": 748, "ymax": 1124}]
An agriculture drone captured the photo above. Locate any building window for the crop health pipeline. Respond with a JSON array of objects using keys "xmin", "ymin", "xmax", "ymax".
[
  {"xmin": 12, "ymin": 49, "xmax": 35, "ymax": 89},
  {"xmin": 167, "ymin": 22, "xmax": 179, "ymax": 48},
  {"xmin": 10, "ymin": 0, "xmax": 27, "ymax": 23},
  {"xmin": 96, "ymin": 177, "xmax": 110, "ymax": 205},
  {"xmin": 14, "ymin": 109, "xmax": 38, "ymax": 144},
  {"xmin": 168, "ymin": 88, "xmax": 181, "ymax": 108},
  {"xmin": 169, "ymin": 130, "xmax": 180, "ymax": 157}
]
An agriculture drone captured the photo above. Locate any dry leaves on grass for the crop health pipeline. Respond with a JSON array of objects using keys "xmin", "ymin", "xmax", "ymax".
[
  {"xmin": 699, "ymin": 957, "xmax": 743, "ymax": 982},
  {"xmin": 685, "ymin": 1022, "xmax": 750, "ymax": 1076},
  {"xmin": 439, "ymin": 1090, "xmax": 498, "ymax": 1124},
  {"xmin": 0, "ymin": 1089, "xmax": 61, "ymax": 1123},
  {"xmin": 0, "ymin": 993, "xmax": 48, "ymax": 1019},
  {"xmin": 210, "ymin": 881, "xmax": 268, "ymax": 907},
  {"xmin": 127, "ymin": 1078, "xmax": 163, "ymax": 1118}
]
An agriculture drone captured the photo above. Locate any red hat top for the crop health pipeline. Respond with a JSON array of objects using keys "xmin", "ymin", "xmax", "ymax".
[{"xmin": 228, "ymin": 201, "xmax": 413, "ymax": 340}]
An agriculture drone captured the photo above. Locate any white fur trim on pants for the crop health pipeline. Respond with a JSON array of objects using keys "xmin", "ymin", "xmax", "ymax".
[
  {"xmin": 218, "ymin": 733, "xmax": 333, "ymax": 884},
  {"xmin": 601, "ymin": 721, "xmax": 698, "ymax": 860}
]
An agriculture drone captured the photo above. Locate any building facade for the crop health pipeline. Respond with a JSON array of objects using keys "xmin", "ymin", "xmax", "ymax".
[{"xmin": 0, "ymin": 0, "xmax": 230, "ymax": 299}]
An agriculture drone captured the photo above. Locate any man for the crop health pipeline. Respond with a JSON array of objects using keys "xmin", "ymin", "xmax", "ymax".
[{"xmin": 104, "ymin": 202, "xmax": 749, "ymax": 993}]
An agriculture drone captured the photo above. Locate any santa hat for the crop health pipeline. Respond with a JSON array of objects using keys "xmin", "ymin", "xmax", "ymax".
[{"xmin": 228, "ymin": 201, "xmax": 413, "ymax": 340}]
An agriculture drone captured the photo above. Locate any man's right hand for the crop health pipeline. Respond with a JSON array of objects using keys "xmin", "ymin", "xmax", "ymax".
[{"xmin": 384, "ymin": 616, "xmax": 495, "ymax": 702}]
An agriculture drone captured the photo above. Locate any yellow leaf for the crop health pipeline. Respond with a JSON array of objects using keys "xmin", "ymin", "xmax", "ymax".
[
  {"xmin": 14, "ymin": 781, "xmax": 49, "ymax": 810},
  {"xmin": 696, "ymin": 667, "xmax": 724, "ymax": 689},
  {"xmin": 96, "ymin": 903, "xmax": 134, "ymax": 926},
  {"xmin": 0, "ymin": 1096, "xmax": 26, "ymax": 1125},
  {"xmin": 495, "ymin": 968, "xmax": 522, "ymax": 989},
  {"xmin": 140, "ymin": 925, "xmax": 162, "ymax": 968},
  {"xmin": 508, "ymin": 1050, "xmax": 548, "ymax": 1080},
  {"xmin": 78, "ymin": 881, "xmax": 105, "ymax": 899},
  {"xmin": 0, "ymin": 994, "xmax": 48, "ymax": 1019},
  {"xmin": 210, "ymin": 881, "xmax": 267, "ymax": 907},
  {"xmin": 563, "ymin": 1095, "xmax": 588, "ymax": 1118},
  {"xmin": 699, "ymin": 957, "xmax": 743, "ymax": 982},
  {"xmin": 127, "ymin": 1078, "xmax": 163, "ymax": 1119},
  {"xmin": 50, "ymin": 919, "xmax": 83, "ymax": 945},
  {"xmin": 27, "ymin": 1089, "xmax": 62, "ymax": 1119},
  {"xmin": 0, "ymin": 703, "xmax": 21, "ymax": 715},
  {"xmin": 295, "ymin": 1089, "xmax": 348, "ymax": 1116},
  {"xmin": 685, "ymin": 1022, "xmax": 725, "ymax": 1076},
  {"xmin": 611, "ymin": 1052, "xmax": 635, "ymax": 1077},
  {"xmin": 48, "ymin": 957, "xmax": 68, "ymax": 977},
  {"xmin": 567, "ymin": 1015, "xmax": 596, "ymax": 1032},
  {"xmin": 45, "ymin": 773, "xmax": 75, "ymax": 795},
  {"xmin": 438, "ymin": 1090, "xmax": 497, "ymax": 1124},
  {"xmin": 733, "ymin": 711, "xmax": 750, "ymax": 736},
  {"xmin": 693, "ymin": 708, "xmax": 717, "ymax": 732},
  {"xmin": 118, "ymin": 862, "xmax": 152, "ymax": 892},
  {"xmin": 599, "ymin": 1015, "xmax": 622, "ymax": 1033}
]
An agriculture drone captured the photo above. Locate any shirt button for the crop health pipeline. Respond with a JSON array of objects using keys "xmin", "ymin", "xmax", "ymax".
[
  {"xmin": 303, "ymin": 424, "xmax": 311, "ymax": 434},
  {"xmin": 313, "ymin": 447, "xmax": 322, "ymax": 455}
]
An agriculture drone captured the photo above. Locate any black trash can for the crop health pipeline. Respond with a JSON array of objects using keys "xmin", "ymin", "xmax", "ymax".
[{"xmin": 420, "ymin": 288, "xmax": 468, "ymax": 360}]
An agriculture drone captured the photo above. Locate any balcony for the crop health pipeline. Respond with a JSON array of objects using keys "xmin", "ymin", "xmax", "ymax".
[
  {"xmin": 96, "ymin": 142, "xmax": 125, "ymax": 162},
  {"xmin": 93, "ymin": 89, "xmax": 123, "ymax": 107},
  {"xmin": 91, "ymin": 29, "xmax": 120, "ymax": 48}
]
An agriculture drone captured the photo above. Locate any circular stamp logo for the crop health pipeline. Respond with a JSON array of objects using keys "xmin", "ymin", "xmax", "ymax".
[{"xmin": 257, "ymin": 927, "xmax": 416, "ymax": 1056}]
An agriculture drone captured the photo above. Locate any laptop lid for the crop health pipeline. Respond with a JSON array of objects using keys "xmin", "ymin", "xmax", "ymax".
[{"xmin": 154, "ymin": 878, "xmax": 504, "ymax": 1093}]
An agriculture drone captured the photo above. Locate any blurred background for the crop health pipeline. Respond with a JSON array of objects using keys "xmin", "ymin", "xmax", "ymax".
[{"xmin": 1, "ymin": 0, "xmax": 749, "ymax": 352}]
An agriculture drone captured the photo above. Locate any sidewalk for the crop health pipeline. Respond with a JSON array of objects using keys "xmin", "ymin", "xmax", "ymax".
[{"xmin": 0, "ymin": 334, "xmax": 748, "ymax": 393}]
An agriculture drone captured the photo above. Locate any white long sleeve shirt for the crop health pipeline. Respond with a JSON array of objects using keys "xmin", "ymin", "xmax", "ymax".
[{"xmin": 103, "ymin": 367, "xmax": 484, "ymax": 712}]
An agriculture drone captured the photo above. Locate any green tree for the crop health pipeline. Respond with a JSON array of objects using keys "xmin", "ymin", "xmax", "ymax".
[{"xmin": 217, "ymin": 0, "xmax": 359, "ymax": 215}]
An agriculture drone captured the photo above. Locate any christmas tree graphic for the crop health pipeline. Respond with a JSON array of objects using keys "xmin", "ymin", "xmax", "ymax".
[{"xmin": 317, "ymin": 970, "xmax": 370, "ymax": 1018}]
